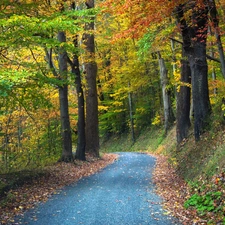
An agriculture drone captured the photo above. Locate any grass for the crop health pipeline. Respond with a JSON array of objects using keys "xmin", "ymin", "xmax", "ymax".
[
  {"xmin": 175, "ymin": 125, "xmax": 225, "ymax": 181},
  {"xmin": 100, "ymin": 126, "xmax": 165, "ymax": 153},
  {"xmin": 100, "ymin": 122, "xmax": 225, "ymax": 182}
]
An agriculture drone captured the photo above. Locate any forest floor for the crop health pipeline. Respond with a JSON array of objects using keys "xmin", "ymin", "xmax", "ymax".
[{"xmin": 152, "ymin": 154, "xmax": 197, "ymax": 225}]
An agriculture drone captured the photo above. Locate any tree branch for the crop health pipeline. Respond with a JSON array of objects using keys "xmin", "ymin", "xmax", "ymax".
[
  {"xmin": 206, "ymin": 54, "xmax": 220, "ymax": 63},
  {"xmin": 44, "ymin": 47, "xmax": 59, "ymax": 77},
  {"xmin": 169, "ymin": 37, "xmax": 183, "ymax": 45},
  {"xmin": 169, "ymin": 37, "xmax": 220, "ymax": 63}
]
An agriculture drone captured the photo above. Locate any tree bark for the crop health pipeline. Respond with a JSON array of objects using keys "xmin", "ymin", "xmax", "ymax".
[
  {"xmin": 84, "ymin": 0, "xmax": 99, "ymax": 157},
  {"xmin": 57, "ymin": 31, "xmax": 73, "ymax": 162},
  {"xmin": 176, "ymin": 50, "xmax": 191, "ymax": 144},
  {"xmin": 189, "ymin": 42, "xmax": 211, "ymax": 140},
  {"xmin": 72, "ymin": 36, "xmax": 86, "ymax": 161},
  {"xmin": 128, "ymin": 82, "xmax": 135, "ymax": 143},
  {"xmin": 158, "ymin": 52, "xmax": 175, "ymax": 133},
  {"xmin": 171, "ymin": 39, "xmax": 178, "ymax": 101}
]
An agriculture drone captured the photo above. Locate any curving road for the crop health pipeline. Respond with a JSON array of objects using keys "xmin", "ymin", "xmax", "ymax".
[{"xmin": 14, "ymin": 152, "xmax": 181, "ymax": 225}]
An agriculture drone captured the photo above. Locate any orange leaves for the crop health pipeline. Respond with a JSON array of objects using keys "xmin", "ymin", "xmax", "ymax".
[
  {"xmin": 152, "ymin": 154, "xmax": 197, "ymax": 224},
  {"xmin": 101, "ymin": 0, "xmax": 180, "ymax": 41}
]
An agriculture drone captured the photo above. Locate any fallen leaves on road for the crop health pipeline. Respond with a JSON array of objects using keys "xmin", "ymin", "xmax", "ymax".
[
  {"xmin": 0, "ymin": 153, "xmax": 117, "ymax": 225},
  {"xmin": 152, "ymin": 154, "xmax": 198, "ymax": 225}
]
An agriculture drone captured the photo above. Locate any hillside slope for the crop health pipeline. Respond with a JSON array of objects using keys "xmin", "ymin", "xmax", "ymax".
[{"xmin": 101, "ymin": 125, "xmax": 225, "ymax": 224}]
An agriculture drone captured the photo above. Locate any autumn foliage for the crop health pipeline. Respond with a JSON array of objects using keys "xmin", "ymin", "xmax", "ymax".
[{"xmin": 1, "ymin": 0, "xmax": 225, "ymax": 223}]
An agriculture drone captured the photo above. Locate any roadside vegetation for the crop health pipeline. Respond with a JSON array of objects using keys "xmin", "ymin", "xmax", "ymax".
[{"xmin": 101, "ymin": 122, "xmax": 225, "ymax": 224}]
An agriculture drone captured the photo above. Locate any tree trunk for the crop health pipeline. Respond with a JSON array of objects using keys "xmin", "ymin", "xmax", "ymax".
[
  {"xmin": 208, "ymin": 26, "xmax": 217, "ymax": 94},
  {"xmin": 171, "ymin": 39, "xmax": 178, "ymax": 101},
  {"xmin": 190, "ymin": 4, "xmax": 211, "ymax": 141},
  {"xmin": 84, "ymin": 0, "xmax": 99, "ymax": 157},
  {"xmin": 72, "ymin": 35, "xmax": 86, "ymax": 161},
  {"xmin": 176, "ymin": 50, "xmax": 191, "ymax": 144},
  {"xmin": 189, "ymin": 42, "xmax": 211, "ymax": 140},
  {"xmin": 175, "ymin": 2, "xmax": 211, "ymax": 141},
  {"xmin": 128, "ymin": 82, "xmax": 135, "ymax": 143},
  {"xmin": 208, "ymin": 0, "xmax": 225, "ymax": 79},
  {"xmin": 158, "ymin": 52, "xmax": 175, "ymax": 133},
  {"xmin": 57, "ymin": 31, "xmax": 73, "ymax": 162}
]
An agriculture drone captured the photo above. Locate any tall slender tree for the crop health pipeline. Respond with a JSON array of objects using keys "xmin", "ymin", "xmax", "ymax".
[
  {"xmin": 65, "ymin": 2, "xmax": 86, "ymax": 161},
  {"xmin": 57, "ymin": 31, "xmax": 73, "ymax": 162},
  {"xmin": 158, "ymin": 52, "xmax": 175, "ymax": 133},
  {"xmin": 70, "ymin": 35, "xmax": 86, "ymax": 160},
  {"xmin": 128, "ymin": 82, "xmax": 135, "ymax": 143},
  {"xmin": 83, "ymin": 0, "xmax": 99, "ymax": 157}
]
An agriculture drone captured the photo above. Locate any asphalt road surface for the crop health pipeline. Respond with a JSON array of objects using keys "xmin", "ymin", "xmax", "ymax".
[{"xmin": 14, "ymin": 152, "xmax": 181, "ymax": 225}]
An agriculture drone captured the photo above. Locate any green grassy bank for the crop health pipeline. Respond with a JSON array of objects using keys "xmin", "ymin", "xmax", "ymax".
[{"xmin": 101, "ymin": 125, "xmax": 225, "ymax": 182}]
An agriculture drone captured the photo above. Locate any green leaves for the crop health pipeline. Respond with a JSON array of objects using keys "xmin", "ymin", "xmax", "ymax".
[
  {"xmin": 184, "ymin": 191, "xmax": 222, "ymax": 214},
  {"xmin": 0, "ymin": 8, "xmax": 95, "ymax": 50},
  {"xmin": 137, "ymin": 30, "xmax": 156, "ymax": 58}
]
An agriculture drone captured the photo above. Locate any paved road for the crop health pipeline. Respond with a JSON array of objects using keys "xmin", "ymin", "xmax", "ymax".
[{"xmin": 14, "ymin": 152, "xmax": 181, "ymax": 225}]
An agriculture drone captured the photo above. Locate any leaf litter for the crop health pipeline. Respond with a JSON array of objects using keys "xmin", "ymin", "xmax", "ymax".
[
  {"xmin": 152, "ymin": 154, "xmax": 225, "ymax": 225},
  {"xmin": 152, "ymin": 154, "xmax": 198, "ymax": 225},
  {"xmin": 0, "ymin": 153, "xmax": 117, "ymax": 225}
]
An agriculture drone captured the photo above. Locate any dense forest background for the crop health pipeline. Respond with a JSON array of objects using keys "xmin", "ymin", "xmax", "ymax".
[{"xmin": 1, "ymin": 0, "xmax": 225, "ymax": 173}]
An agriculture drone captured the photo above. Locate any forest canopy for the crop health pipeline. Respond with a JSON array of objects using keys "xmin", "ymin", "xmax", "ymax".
[{"xmin": 1, "ymin": 0, "xmax": 225, "ymax": 172}]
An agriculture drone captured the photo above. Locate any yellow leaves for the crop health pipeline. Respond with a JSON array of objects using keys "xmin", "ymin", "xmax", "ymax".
[
  {"xmin": 222, "ymin": 104, "xmax": 225, "ymax": 112},
  {"xmin": 163, "ymin": 211, "xmax": 170, "ymax": 215},
  {"xmin": 176, "ymin": 81, "xmax": 192, "ymax": 93},
  {"xmin": 109, "ymin": 86, "xmax": 129, "ymax": 100},
  {"xmin": 171, "ymin": 67, "xmax": 192, "ymax": 93},
  {"xmin": 113, "ymin": 109, "xmax": 125, "ymax": 113},
  {"xmin": 0, "ymin": 114, "xmax": 7, "ymax": 124},
  {"xmin": 98, "ymin": 105, "xmax": 109, "ymax": 111},
  {"xmin": 155, "ymin": 145, "xmax": 166, "ymax": 154},
  {"xmin": 112, "ymin": 101, "xmax": 123, "ymax": 107},
  {"xmin": 173, "ymin": 70, "xmax": 181, "ymax": 84},
  {"xmin": 18, "ymin": 205, "xmax": 24, "ymax": 210},
  {"xmin": 151, "ymin": 113, "xmax": 161, "ymax": 126},
  {"xmin": 136, "ymin": 107, "xmax": 146, "ymax": 114}
]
